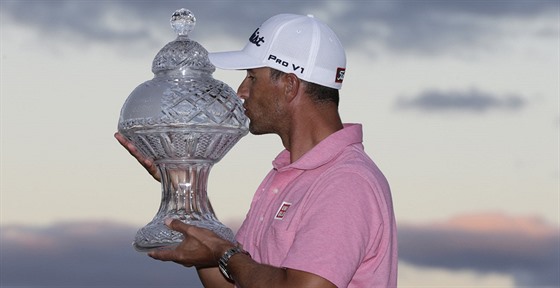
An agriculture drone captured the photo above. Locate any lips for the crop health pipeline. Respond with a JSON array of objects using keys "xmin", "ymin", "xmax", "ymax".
[
  {"xmin": 242, "ymin": 104, "xmax": 250, "ymax": 117},
  {"xmin": 242, "ymin": 100, "xmax": 248, "ymax": 112}
]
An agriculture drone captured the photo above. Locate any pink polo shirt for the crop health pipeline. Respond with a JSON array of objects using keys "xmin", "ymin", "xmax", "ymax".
[{"xmin": 236, "ymin": 124, "xmax": 398, "ymax": 287}]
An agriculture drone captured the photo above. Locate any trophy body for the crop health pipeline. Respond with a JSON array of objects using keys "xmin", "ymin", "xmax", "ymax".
[{"xmin": 118, "ymin": 9, "xmax": 248, "ymax": 251}]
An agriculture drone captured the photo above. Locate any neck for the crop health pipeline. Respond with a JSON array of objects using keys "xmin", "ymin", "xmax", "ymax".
[{"xmin": 281, "ymin": 103, "xmax": 343, "ymax": 163}]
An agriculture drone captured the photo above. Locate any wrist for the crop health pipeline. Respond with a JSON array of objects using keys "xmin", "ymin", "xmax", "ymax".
[{"xmin": 218, "ymin": 246, "xmax": 251, "ymax": 281}]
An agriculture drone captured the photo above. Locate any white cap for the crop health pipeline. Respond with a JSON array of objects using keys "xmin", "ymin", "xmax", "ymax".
[{"xmin": 209, "ymin": 14, "xmax": 346, "ymax": 90}]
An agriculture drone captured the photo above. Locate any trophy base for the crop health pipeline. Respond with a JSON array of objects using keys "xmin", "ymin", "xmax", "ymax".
[{"xmin": 133, "ymin": 218, "xmax": 236, "ymax": 252}]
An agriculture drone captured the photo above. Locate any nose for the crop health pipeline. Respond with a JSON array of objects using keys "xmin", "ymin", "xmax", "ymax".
[{"xmin": 237, "ymin": 78, "xmax": 249, "ymax": 100}]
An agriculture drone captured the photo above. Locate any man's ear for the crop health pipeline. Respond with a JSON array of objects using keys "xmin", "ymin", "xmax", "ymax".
[{"xmin": 284, "ymin": 73, "xmax": 300, "ymax": 102}]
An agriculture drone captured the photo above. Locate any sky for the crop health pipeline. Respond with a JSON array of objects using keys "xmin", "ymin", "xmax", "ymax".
[{"xmin": 1, "ymin": 0, "xmax": 559, "ymax": 287}]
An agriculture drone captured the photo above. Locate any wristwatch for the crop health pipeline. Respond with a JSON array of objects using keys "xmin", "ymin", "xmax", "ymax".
[{"xmin": 218, "ymin": 246, "xmax": 251, "ymax": 281}]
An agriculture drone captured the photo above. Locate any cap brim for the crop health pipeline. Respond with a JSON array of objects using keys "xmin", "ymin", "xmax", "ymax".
[{"xmin": 208, "ymin": 50, "xmax": 264, "ymax": 70}]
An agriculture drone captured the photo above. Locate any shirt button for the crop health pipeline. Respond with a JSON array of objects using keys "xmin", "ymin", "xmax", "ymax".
[
  {"xmin": 272, "ymin": 188, "xmax": 279, "ymax": 194},
  {"xmin": 259, "ymin": 216, "xmax": 264, "ymax": 222}
]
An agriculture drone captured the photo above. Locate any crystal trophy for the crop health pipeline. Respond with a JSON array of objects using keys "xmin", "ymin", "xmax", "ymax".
[{"xmin": 118, "ymin": 9, "xmax": 249, "ymax": 251}]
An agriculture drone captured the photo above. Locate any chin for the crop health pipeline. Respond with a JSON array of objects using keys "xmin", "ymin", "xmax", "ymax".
[
  {"xmin": 249, "ymin": 124, "xmax": 269, "ymax": 136},
  {"xmin": 248, "ymin": 127, "xmax": 262, "ymax": 135}
]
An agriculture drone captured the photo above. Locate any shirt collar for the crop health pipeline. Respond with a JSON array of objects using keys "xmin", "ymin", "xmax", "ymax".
[{"xmin": 272, "ymin": 123, "xmax": 364, "ymax": 171}]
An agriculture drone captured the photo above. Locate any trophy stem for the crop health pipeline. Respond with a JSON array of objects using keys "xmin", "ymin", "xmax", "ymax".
[
  {"xmin": 133, "ymin": 161, "xmax": 235, "ymax": 252},
  {"xmin": 159, "ymin": 162, "xmax": 215, "ymax": 220}
]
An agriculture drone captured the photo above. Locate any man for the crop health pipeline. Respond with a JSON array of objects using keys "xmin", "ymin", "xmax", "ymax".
[{"xmin": 116, "ymin": 13, "xmax": 397, "ymax": 287}]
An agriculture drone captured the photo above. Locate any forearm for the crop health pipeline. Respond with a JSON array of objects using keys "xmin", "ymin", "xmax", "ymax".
[
  {"xmin": 194, "ymin": 253, "xmax": 289, "ymax": 288},
  {"xmin": 197, "ymin": 267, "xmax": 234, "ymax": 288},
  {"xmin": 228, "ymin": 254, "xmax": 288, "ymax": 288},
  {"xmin": 227, "ymin": 254, "xmax": 333, "ymax": 288}
]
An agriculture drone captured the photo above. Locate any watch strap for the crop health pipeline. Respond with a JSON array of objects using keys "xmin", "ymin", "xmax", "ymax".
[{"xmin": 218, "ymin": 246, "xmax": 250, "ymax": 281}]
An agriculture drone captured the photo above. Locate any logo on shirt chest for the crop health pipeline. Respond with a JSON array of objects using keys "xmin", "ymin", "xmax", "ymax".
[{"xmin": 274, "ymin": 201, "xmax": 292, "ymax": 220}]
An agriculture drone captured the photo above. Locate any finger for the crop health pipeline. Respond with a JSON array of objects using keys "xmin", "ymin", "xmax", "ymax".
[
  {"xmin": 148, "ymin": 248, "xmax": 195, "ymax": 268},
  {"xmin": 114, "ymin": 132, "xmax": 126, "ymax": 144},
  {"xmin": 140, "ymin": 157, "xmax": 159, "ymax": 181},
  {"xmin": 115, "ymin": 132, "xmax": 161, "ymax": 182},
  {"xmin": 165, "ymin": 218, "xmax": 193, "ymax": 235},
  {"xmin": 148, "ymin": 247, "xmax": 178, "ymax": 262},
  {"xmin": 114, "ymin": 132, "xmax": 139, "ymax": 155}
]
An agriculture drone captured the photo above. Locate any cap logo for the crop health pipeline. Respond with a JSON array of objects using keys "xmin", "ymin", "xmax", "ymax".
[
  {"xmin": 249, "ymin": 28, "xmax": 265, "ymax": 47},
  {"xmin": 268, "ymin": 55, "xmax": 305, "ymax": 74},
  {"xmin": 336, "ymin": 67, "xmax": 345, "ymax": 83}
]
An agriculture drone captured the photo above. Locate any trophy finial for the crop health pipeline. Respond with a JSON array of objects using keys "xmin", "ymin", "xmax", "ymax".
[{"xmin": 171, "ymin": 8, "xmax": 196, "ymax": 37}]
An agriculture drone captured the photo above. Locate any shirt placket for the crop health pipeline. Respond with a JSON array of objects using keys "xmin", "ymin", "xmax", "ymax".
[{"xmin": 252, "ymin": 168, "xmax": 303, "ymax": 250}]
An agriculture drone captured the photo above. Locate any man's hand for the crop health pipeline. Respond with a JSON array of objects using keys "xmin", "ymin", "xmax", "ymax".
[
  {"xmin": 148, "ymin": 219, "xmax": 235, "ymax": 268},
  {"xmin": 114, "ymin": 132, "xmax": 161, "ymax": 182}
]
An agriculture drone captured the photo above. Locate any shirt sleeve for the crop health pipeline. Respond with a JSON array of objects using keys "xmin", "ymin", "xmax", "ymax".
[{"xmin": 280, "ymin": 170, "xmax": 385, "ymax": 288}]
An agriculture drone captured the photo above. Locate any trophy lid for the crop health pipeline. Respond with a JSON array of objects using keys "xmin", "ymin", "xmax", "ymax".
[
  {"xmin": 119, "ymin": 8, "xmax": 248, "ymax": 130},
  {"xmin": 152, "ymin": 8, "xmax": 215, "ymax": 75}
]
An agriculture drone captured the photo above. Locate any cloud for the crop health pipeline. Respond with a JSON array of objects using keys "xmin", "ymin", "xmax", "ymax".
[
  {"xmin": 2, "ymin": 214, "xmax": 557, "ymax": 287},
  {"xmin": 1, "ymin": 1, "xmax": 154, "ymax": 45},
  {"xmin": 396, "ymin": 88, "xmax": 526, "ymax": 113},
  {"xmin": 1, "ymin": 0, "xmax": 556, "ymax": 55},
  {"xmin": 399, "ymin": 212, "xmax": 560, "ymax": 287},
  {"xmin": 1, "ymin": 221, "xmax": 204, "ymax": 287},
  {"xmin": 0, "ymin": 1, "xmax": 319, "ymax": 48},
  {"xmin": 337, "ymin": 0, "xmax": 558, "ymax": 55}
]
